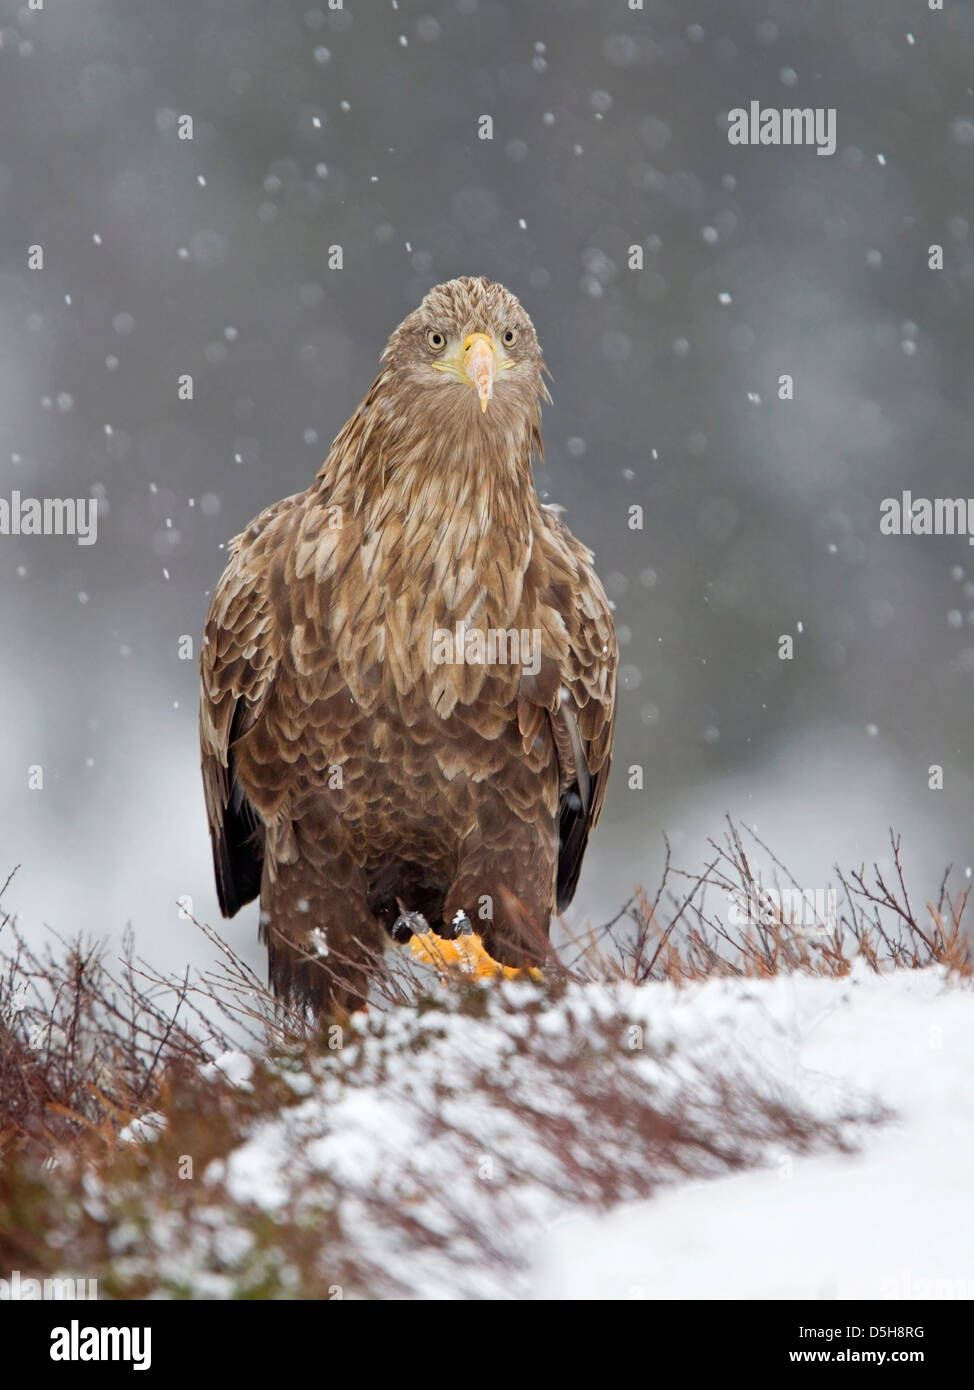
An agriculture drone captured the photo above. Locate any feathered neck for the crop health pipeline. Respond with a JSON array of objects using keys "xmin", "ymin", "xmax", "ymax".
[
  {"xmin": 316, "ymin": 370, "xmax": 545, "ymax": 555},
  {"xmin": 307, "ymin": 373, "xmax": 550, "ymax": 699}
]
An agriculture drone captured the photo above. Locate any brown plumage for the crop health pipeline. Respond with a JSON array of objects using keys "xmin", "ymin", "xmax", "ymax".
[{"xmin": 200, "ymin": 277, "xmax": 616, "ymax": 1015}]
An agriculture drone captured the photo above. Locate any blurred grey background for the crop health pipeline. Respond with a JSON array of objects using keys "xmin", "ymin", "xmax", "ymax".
[{"xmin": 1, "ymin": 0, "xmax": 973, "ymax": 980}]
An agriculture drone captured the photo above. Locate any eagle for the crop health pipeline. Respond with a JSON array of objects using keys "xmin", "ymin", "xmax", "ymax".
[{"xmin": 200, "ymin": 277, "xmax": 617, "ymax": 1015}]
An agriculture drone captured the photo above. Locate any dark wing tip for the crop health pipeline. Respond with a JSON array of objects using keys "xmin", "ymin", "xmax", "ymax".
[
  {"xmin": 555, "ymin": 782, "xmax": 593, "ymax": 912},
  {"xmin": 212, "ymin": 810, "xmax": 262, "ymax": 918}
]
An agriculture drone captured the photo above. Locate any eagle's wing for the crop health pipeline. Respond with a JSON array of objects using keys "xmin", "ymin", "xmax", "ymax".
[
  {"xmin": 199, "ymin": 497, "xmax": 296, "ymax": 917},
  {"xmin": 536, "ymin": 511, "xmax": 617, "ymax": 912}
]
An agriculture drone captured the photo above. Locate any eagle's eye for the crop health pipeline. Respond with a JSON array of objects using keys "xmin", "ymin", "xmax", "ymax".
[
  {"xmin": 502, "ymin": 327, "xmax": 518, "ymax": 347},
  {"xmin": 426, "ymin": 328, "xmax": 446, "ymax": 352}
]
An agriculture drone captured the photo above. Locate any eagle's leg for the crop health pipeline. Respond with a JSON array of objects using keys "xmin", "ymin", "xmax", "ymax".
[
  {"xmin": 442, "ymin": 821, "xmax": 557, "ymax": 969},
  {"xmin": 259, "ymin": 847, "xmax": 386, "ymax": 1018}
]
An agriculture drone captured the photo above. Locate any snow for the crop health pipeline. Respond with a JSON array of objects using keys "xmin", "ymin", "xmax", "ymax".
[
  {"xmin": 200, "ymin": 1049, "xmax": 254, "ymax": 1090},
  {"xmin": 533, "ymin": 966, "xmax": 974, "ymax": 1299},
  {"xmin": 118, "ymin": 1112, "xmax": 166, "ymax": 1146},
  {"xmin": 206, "ymin": 961, "xmax": 907, "ymax": 1297},
  {"xmin": 57, "ymin": 960, "xmax": 973, "ymax": 1298}
]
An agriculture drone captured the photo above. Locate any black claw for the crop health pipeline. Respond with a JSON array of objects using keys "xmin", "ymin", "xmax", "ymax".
[
  {"xmin": 451, "ymin": 910, "xmax": 473, "ymax": 937},
  {"xmin": 391, "ymin": 900, "xmax": 430, "ymax": 943}
]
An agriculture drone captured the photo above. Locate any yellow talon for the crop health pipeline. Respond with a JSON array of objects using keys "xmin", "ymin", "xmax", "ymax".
[{"xmin": 407, "ymin": 930, "xmax": 542, "ymax": 982}]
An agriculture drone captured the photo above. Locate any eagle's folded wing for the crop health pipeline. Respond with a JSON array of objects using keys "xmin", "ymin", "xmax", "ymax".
[
  {"xmin": 199, "ymin": 500, "xmax": 293, "ymax": 916},
  {"xmin": 535, "ymin": 512, "xmax": 617, "ymax": 912}
]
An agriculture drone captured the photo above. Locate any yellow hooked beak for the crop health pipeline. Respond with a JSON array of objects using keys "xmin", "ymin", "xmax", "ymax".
[
  {"xmin": 462, "ymin": 332, "xmax": 496, "ymax": 413},
  {"xmin": 430, "ymin": 331, "xmax": 514, "ymax": 414}
]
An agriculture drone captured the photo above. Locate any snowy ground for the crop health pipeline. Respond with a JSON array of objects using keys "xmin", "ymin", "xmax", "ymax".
[
  {"xmin": 144, "ymin": 959, "xmax": 968, "ymax": 1300},
  {"xmin": 533, "ymin": 965, "xmax": 974, "ymax": 1300},
  {"xmin": 11, "ymin": 951, "xmax": 971, "ymax": 1300}
]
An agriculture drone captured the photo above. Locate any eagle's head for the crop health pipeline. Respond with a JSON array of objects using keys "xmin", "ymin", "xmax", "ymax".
[{"xmin": 380, "ymin": 277, "xmax": 549, "ymax": 436}]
